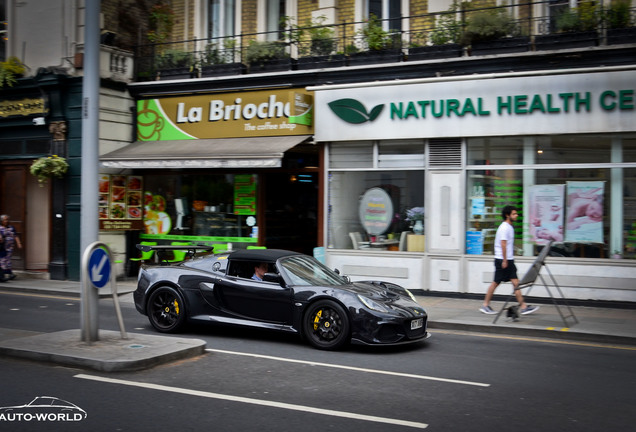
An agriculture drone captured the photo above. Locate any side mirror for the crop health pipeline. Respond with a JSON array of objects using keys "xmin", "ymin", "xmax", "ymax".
[
  {"xmin": 334, "ymin": 269, "xmax": 350, "ymax": 283},
  {"xmin": 263, "ymin": 272, "xmax": 282, "ymax": 284}
]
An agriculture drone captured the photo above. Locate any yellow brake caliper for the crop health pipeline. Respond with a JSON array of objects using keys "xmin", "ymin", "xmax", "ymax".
[
  {"xmin": 173, "ymin": 300, "xmax": 180, "ymax": 315},
  {"xmin": 313, "ymin": 310, "xmax": 323, "ymax": 330}
]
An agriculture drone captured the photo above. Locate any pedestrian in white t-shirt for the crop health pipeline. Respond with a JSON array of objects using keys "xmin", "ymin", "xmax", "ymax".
[{"xmin": 480, "ymin": 205, "xmax": 539, "ymax": 316}]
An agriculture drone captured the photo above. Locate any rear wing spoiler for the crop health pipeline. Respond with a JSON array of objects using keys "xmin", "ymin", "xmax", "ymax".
[{"xmin": 135, "ymin": 244, "xmax": 215, "ymax": 262}]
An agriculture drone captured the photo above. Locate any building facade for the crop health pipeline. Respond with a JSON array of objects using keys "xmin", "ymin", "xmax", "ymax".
[{"xmin": 2, "ymin": 0, "xmax": 635, "ymax": 303}]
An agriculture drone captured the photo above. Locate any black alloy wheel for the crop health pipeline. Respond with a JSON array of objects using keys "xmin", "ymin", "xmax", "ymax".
[
  {"xmin": 147, "ymin": 286, "xmax": 186, "ymax": 333},
  {"xmin": 303, "ymin": 300, "xmax": 350, "ymax": 350}
]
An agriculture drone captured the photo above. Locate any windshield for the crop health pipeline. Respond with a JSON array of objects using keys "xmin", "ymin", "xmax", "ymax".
[{"xmin": 279, "ymin": 255, "xmax": 347, "ymax": 286}]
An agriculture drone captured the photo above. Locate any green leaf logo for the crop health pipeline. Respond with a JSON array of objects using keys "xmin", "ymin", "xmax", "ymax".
[{"xmin": 328, "ymin": 98, "xmax": 384, "ymax": 124}]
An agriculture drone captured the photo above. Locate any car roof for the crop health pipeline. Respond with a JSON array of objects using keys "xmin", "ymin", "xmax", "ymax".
[{"xmin": 228, "ymin": 249, "xmax": 303, "ymax": 262}]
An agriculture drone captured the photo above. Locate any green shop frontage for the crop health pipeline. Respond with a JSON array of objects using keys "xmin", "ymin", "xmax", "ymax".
[
  {"xmin": 100, "ymin": 89, "xmax": 320, "ymax": 276},
  {"xmin": 312, "ymin": 66, "xmax": 636, "ymax": 303}
]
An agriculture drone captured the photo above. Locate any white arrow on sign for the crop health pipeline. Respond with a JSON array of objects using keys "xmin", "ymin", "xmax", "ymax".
[{"xmin": 91, "ymin": 254, "xmax": 108, "ymax": 283}]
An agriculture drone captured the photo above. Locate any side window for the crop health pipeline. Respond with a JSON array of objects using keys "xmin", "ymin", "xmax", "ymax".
[{"xmin": 227, "ymin": 260, "xmax": 273, "ymax": 279}]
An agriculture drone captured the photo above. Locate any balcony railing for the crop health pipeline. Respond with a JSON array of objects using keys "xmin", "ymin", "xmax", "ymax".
[{"xmin": 133, "ymin": 1, "xmax": 636, "ymax": 81}]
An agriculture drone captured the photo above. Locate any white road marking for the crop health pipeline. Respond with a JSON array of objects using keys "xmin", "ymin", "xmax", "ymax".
[
  {"xmin": 74, "ymin": 374, "xmax": 428, "ymax": 429},
  {"xmin": 206, "ymin": 348, "xmax": 490, "ymax": 387}
]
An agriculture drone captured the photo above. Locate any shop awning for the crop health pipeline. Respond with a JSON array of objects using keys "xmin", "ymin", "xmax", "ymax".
[{"xmin": 100, "ymin": 135, "xmax": 313, "ymax": 169}]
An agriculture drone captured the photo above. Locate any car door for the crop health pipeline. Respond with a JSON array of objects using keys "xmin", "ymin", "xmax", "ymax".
[{"xmin": 213, "ymin": 262, "xmax": 293, "ymax": 324}]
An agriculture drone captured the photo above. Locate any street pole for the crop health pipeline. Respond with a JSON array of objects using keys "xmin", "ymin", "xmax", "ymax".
[{"xmin": 80, "ymin": 0, "xmax": 101, "ymax": 342}]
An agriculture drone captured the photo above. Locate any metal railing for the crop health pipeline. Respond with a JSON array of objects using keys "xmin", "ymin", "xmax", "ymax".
[{"xmin": 132, "ymin": 1, "xmax": 636, "ymax": 81}]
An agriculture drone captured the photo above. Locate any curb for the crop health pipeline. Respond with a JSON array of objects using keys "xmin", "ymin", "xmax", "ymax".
[
  {"xmin": 0, "ymin": 330, "xmax": 207, "ymax": 372},
  {"xmin": 428, "ymin": 321, "xmax": 636, "ymax": 347}
]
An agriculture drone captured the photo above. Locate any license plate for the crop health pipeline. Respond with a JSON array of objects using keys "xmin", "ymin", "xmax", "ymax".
[{"xmin": 411, "ymin": 318, "xmax": 423, "ymax": 330}]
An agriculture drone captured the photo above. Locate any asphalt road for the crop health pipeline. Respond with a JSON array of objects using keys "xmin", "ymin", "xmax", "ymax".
[{"xmin": 0, "ymin": 291, "xmax": 635, "ymax": 431}]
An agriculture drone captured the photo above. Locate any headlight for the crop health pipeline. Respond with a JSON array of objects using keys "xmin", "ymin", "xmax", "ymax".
[{"xmin": 357, "ymin": 294, "xmax": 389, "ymax": 313}]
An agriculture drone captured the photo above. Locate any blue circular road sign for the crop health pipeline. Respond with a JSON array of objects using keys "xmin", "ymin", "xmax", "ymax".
[{"xmin": 88, "ymin": 247, "xmax": 111, "ymax": 288}]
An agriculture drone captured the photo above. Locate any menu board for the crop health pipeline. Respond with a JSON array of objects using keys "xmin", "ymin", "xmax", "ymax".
[
  {"xmin": 234, "ymin": 174, "xmax": 256, "ymax": 215},
  {"xmin": 99, "ymin": 174, "xmax": 144, "ymax": 231}
]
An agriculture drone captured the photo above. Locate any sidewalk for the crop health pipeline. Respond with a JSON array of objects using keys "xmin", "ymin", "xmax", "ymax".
[
  {"xmin": 0, "ymin": 277, "xmax": 206, "ymax": 372},
  {"xmin": 0, "ymin": 277, "xmax": 634, "ymax": 372}
]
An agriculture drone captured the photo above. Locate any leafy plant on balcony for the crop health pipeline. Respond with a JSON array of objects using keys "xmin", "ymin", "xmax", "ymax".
[
  {"xmin": 604, "ymin": 0, "xmax": 632, "ymax": 29},
  {"xmin": 0, "ymin": 57, "xmax": 26, "ymax": 89},
  {"xmin": 303, "ymin": 15, "xmax": 337, "ymax": 56},
  {"xmin": 429, "ymin": 1, "xmax": 463, "ymax": 45},
  {"xmin": 155, "ymin": 49, "xmax": 194, "ymax": 70},
  {"xmin": 462, "ymin": 8, "xmax": 519, "ymax": 45},
  {"xmin": 201, "ymin": 39, "xmax": 238, "ymax": 65},
  {"xmin": 555, "ymin": 2, "xmax": 600, "ymax": 33},
  {"xmin": 359, "ymin": 14, "xmax": 396, "ymax": 51},
  {"xmin": 245, "ymin": 40, "xmax": 290, "ymax": 68}
]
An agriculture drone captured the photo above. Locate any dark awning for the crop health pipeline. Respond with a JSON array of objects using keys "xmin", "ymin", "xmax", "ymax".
[{"xmin": 100, "ymin": 135, "xmax": 312, "ymax": 169}]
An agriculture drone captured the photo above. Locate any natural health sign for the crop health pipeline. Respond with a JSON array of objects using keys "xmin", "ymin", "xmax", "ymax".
[
  {"xmin": 137, "ymin": 90, "xmax": 313, "ymax": 140},
  {"xmin": 314, "ymin": 70, "xmax": 635, "ymax": 140}
]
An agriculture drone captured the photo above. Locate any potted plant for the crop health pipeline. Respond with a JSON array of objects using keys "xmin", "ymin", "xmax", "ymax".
[
  {"xmin": 535, "ymin": 1, "xmax": 600, "ymax": 50},
  {"xmin": 30, "ymin": 155, "xmax": 69, "ymax": 186},
  {"xmin": 406, "ymin": 207, "xmax": 425, "ymax": 235},
  {"xmin": 605, "ymin": 0, "xmax": 636, "ymax": 45},
  {"xmin": 244, "ymin": 40, "xmax": 294, "ymax": 73},
  {"xmin": 296, "ymin": 16, "xmax": 346, "ymax": 70},
  {"xmin": 463, "ymin": 9, "xmax": 529, "ymax": 56},
  {"xmin": 348, "ymin": 14, "xmax": 403, "ymax": 66},
  {"xmin": 156, "ymin": 49, "xmax": 195, "ymax": 79},
  {"xmin": 408, "ymin": 2, "xmax": 464, "ymax": 61},
  {"xmin": 200, "ymin": 39, "xmax": 246, "ymax": 77}
]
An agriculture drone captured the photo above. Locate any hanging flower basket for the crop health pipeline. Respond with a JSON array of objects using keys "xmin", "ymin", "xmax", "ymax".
[{"xmin": 30, "ymin": 155, "xmax": 69, "ymax": 186}]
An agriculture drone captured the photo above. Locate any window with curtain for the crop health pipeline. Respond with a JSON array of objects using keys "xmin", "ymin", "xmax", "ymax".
[
  {"xmin": 266, "ymin": 0, "xmax": 286, "ymax": 41},
  {"xmin": 368, "ymin": 0, "xmax": 402, "ymax": 32},
  {"xmin": 208, "ymin": 0, "xmax": 236, "ymax": 39}
]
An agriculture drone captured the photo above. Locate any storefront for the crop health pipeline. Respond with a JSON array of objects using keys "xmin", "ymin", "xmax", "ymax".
[
  {"xmin": 100, "ymin": 88, "xmax": 319, "ymax": 274},
  {"xmin": 0, "ymin": 71, "xmax": 83, "ymax": 280},
  {"xmin": 312, "ymin": 66, "xmax": 636, "ymax": 302}
]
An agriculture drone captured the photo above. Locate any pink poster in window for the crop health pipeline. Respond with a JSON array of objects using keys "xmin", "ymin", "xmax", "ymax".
[
  {"xmin": 529, "ymin": 184, "xmax": 565, "ymax": 244},
  {"xmin": 565, "ymin": 181, "xmax": 604, "ymax": 243}
]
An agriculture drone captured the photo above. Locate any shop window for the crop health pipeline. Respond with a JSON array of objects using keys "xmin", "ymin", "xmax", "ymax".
[
  {"xmin": 141, "ymin": 173, "xmax": 258, "ymax": 247},
  {"xmin": 466, "ymin": 167, "xmax": 631, "ymax": 259},
  {"xmin": 328, "ymin": 170, "xmax": 425, "ymax": 251},
  {"xmin": 466, "ymin": 134, "xmax": 636, "ymax": 259}
]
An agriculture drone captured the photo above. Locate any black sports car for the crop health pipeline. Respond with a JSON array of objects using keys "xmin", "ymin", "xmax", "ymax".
[{"xmin": 133, "ymin": 247, "xmax": 429, "ymax": 350}]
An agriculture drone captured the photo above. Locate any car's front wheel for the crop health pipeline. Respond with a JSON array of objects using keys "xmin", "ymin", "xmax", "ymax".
[
  {"xmin": 303, "ymin": 300, "xmax": 350, "ymax": 350},
  {"xmin": 147, "ymin": 286, "xmax": 186, "ymax": 333}
]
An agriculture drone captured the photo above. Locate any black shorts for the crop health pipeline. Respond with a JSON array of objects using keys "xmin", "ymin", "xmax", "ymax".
[{"xmin": 493, "ymin": 259, "xmax": 517, "ymax": 283}]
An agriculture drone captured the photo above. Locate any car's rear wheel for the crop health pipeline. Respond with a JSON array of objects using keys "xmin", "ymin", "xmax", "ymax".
[
  {"xmin": 147, "ymin": 286, "xmax": 186, "ymax": 333},
  {"xmin": 303, "ymin": 300, "xmax": 350, "ymax": 350}
]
